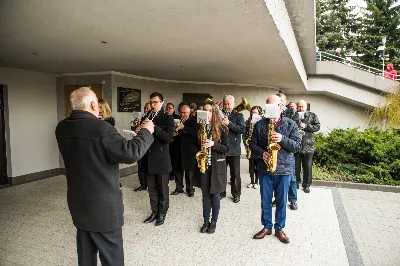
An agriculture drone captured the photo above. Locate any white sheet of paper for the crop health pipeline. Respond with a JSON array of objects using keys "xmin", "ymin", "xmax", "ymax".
[
  {"xmin": 218, "ymin": 110, "xmax": 225, "ymax": 119},
  {"xmin": 132, "ymin": 111, "xmax": 142, "ymax": 119},
  {"xmin": 174, "ymin": 119, "xmax": 180, "ymax": 125},
  {"xmin": 298, "ymin": 112, "xmax": 305, "ymax": 120},
  {"xmin": 196, "ymin": 110, "xmax": 209, "ymax": 124},
  {"xmin": 122, "ymin": 130, "xmax": 137, "ymax": 137},
  {"xmin": 264, "ymin": 104, "xmax": 280, "ymax": 119},
  {"xmin": 251, "ymin": 114, "xmax": 262, "ymax": 124}
]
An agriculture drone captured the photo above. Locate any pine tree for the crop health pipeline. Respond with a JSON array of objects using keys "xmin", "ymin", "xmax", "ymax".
[
  {"xmin": 358, "ymin": 0, "xmax": 400, "ymax": 70},
  {"xmin": 316, "ymin": 0, "xmax": 361, "ymax": 56}
]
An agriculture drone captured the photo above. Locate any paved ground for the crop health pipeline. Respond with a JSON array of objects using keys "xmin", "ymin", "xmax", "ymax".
[{"xmin": 0, "ymin": 159, "xmax": 399, "ymax": 266}]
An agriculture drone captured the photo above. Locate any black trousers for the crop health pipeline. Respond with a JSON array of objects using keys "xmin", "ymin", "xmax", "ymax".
[
  {"xmin": 137, "ymin": 160, "xmax": 147, "ymax": 188},
  {"xmin": 249, "ymin": 159, "xmax": 259, "ymax": 184},
  {"xmin": 146, "ymin": 173, "xmax": 170, "ymax": 214},
  {"xmin": 173, "ymin": 169, "xmax": 195, "ymax": 193},
  {"xmin": 295, "ymin": 153, "xmax": 314, "ymax": 188},
  {"xmin": 225, "ymin": 155, "xmax": 241, "ymax": 197},
  {"xmin": 201, "ymin": 169, "xmax": 220, "ymax": 222},
  {"xmin": 76, "ymin": 228, "xmax": 124, "ymax": 266}
]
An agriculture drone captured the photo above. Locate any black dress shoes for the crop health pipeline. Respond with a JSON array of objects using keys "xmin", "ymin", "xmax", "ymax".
[
  {"xmin": 207, "ymin": 221, "xmax": 217, "ymax": 234},
  {"xmin": 233, "ymin": 196, "xmax": 240, "ymax": 203},
  {"xmin": 200, "ymin": 222, "xmax": 209, "ymax": 233},
  {"xmin": 134, "ymin": 186, "xmax": 147, "ymax": 192},
  {"xmin": 188, "ymin": 192, "xmax": 195, "ymax": 197},
  {"xmin": 155, "ymin": 214, "xmax": 166, "ymax": 226},
  {"xmin": 143, "ymin": 213, "xmax": 157, "ymax": 223},
  {"xmin": 171, "ymin": 189, "xmax": 184, "ymax": 195}
]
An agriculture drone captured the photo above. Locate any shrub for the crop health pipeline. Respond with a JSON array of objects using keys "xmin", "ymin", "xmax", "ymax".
[{"xmin": 314, "ymin": 128, "xmax": 400, "ymax": 186}]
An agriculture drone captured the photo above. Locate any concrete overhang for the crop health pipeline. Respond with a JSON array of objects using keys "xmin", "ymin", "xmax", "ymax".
[{"xmin": 0, "ymin": 0, "xmax": 313, "ymax": 91}]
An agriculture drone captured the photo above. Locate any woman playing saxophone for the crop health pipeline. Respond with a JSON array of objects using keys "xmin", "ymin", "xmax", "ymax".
[
  {"xmin": 243, "ymin": 106, "xmax": 263, "ymax": 189},
  {"xmin": 193, "ymin": 102, "xmax": 229, "ymax": 234}
]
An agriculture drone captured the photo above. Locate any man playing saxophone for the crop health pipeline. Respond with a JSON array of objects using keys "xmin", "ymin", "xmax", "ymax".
[{"xmin": 250, "ymin": 95, "xmax": 300, "ymax": 244}]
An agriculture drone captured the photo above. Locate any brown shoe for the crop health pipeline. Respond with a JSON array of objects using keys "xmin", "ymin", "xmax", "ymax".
[
  {"xmin": 253, "ymin": 228, "xmax": 272, "ymax": 239},
  {"xmin": 275, "ymin": 230, "xmax": 290, "ymax": 243}
]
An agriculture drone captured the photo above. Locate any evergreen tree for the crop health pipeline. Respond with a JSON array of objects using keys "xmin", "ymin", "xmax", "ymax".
[
  {"xmin": 316, "ymin": 0, "xmax": 361, "ymax": 56},
  {"xmin": 358, "ymin": 0, "xmax": 400, "ymax": 70}
]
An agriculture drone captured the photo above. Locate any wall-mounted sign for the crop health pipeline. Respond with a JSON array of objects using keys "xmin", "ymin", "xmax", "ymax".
[{"xmin": 117, "ymin": 87, "xmax": 141, "ymax": 112}]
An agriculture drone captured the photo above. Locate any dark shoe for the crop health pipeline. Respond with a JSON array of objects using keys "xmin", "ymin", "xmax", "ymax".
[
  {"xmin": 304, "ymin": 187, "xmax": 310, "ymax": 193},
  {"xmin": 144, "ymin": 212, "xmax": 157, "ymax": 223},
  {"xmin": 207, "ymin": 221, "xmax": 217, "ymax": 234},
  {"xmin": 200, "ymin": 222, "xmax": 209, "ymax": 233},
  {"xmin": 220, "ymin": 192, "xmax": 226, "ymax": 199},
  {"xmin": 188, "ymin": 192, "xmax": 194, "ymax": 197},
  {"xmin": 171, "ymin": 189, "xmax": 184, "ymax": 195},
  {"xmin": 296, "ymin": 184, "xmax": 299, "ymax": 189},
  {"xmin": 134, "ymin": 186, "xmax": 146, "ymax": 192},
  {"xmin": 233, "ymin": 196, "xmax": 240, "ymax": 203},
  {"xmin": 272, "ymin": 199, "xmax": 276, "ymax": 207},
  {"xmin": 155, "ymin": 214, "xmax": 166, "ymax": 226},
  {"xmin": 253, "ymin": 228, "xmax": 272, "ymax": 239},
  {"xmin": 275, "ymin": 230, "xmax": 290, "ymax": 243},
  {"xmin": 290, "ymin": 202, "xmax": 298, "ymax": 210}
]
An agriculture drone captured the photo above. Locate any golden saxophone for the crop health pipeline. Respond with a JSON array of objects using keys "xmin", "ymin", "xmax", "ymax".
[
  {"xmin": 245, "ymin": 122, "xmax": 255, "ymax": 159},
  {"xmin": 195, "ymin": 122, "xmax": 209, "ymax": 174},
  {"xmin": 173, "ymin": 118, "xmax": 183, "ymax": 137},
  {"xmin": 265, "ymin": 118, "xmax": 281, "ymax": 173}
]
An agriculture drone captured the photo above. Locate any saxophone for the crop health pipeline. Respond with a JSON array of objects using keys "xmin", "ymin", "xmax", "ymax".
[
  {"xmin": 265, "ymin": 119, "xmax": 281, "ymax": 173},
  {"xmin": 195, "ymin": 122, "xmax": 209, "ymax": 174},
  {"xmin": 173, "ymin": 118, "xmax": 183, "ymax": 137},
  {"xmin": 245, "ymin": 122, "xmax": 255, "ymax": 159}
]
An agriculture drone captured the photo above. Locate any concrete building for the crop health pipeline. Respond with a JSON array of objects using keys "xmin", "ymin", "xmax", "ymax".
[{"xmin": 0, "ymin": 0, "xmax": 397, "ymax": 186}]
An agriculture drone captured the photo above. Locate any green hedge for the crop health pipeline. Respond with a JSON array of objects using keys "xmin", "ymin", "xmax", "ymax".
[{"xmin": 313, "ymin": 128, "xmax": 400, "ymax": 186}]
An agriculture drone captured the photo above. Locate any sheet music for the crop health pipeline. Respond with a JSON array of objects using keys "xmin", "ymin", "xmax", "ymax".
[
  {"xmin": 264, "ymin": 104, "xmax": 280, "ymax": 119},
  {"xmin": 298, "ymin": 112, "xmax": 305, "ymax": 120},
  {"xmin": 122, "ymin": 130, "xmax": 137, "ymax": 137},
  {"xmin": 132, "ymin": 111, "xmax": 142, "ymax": 119},
  {"xmin": 251, "ymin": 114, "xmax": 262, "ymax": 123},
  {"xmin": 197, "ymin": 110, "xmax": 209, "ymax": 124}
]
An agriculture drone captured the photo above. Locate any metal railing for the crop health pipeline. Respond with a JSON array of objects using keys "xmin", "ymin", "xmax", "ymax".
[{"xmin": 316, "ymin": 51, "xmax": 399, "ymax": 81}]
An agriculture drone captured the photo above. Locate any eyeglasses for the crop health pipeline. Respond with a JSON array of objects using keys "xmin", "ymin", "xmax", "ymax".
[{"xmin": 150, "ymin": 100, "xmax": 162, "ymax": 104}]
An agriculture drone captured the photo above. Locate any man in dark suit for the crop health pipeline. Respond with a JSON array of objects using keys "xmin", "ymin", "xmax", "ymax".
[
  {"xmin": 56, "ymin": 87, "xmax": 154, "ymax": 266},
  {"xmin": 141, "ymin": 92, "xmax": 175, "ymax": 226},
  {"xmin": 170, "ymin": 102, "xmax": 198, "ymax": 197},
  {"xmin": 221, "ymin": 95, "xmax": 246, "ymax": 203}
]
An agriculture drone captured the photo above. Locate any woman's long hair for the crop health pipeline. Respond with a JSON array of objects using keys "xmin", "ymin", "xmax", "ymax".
[
  {"xmin": 247, "ymin": 106, "xmax": 263, "ymax": 126},
  {"xmin": 204, "ymin": 103, "xmax": 227, "ymax": 141},
  {"xmin": 98, "ymin": 99, "xmax": 112, "ymax": 120}
]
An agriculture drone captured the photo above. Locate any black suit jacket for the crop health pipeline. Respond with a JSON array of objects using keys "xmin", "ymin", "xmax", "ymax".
[
  {"xmin": 140, "ymin": 109, "xmax": 175, "ymax": 174},
  {"xmin": 193, "ymin": 127, "xmax": 229, "ymax": 194},
  {"xmin": 170, "ymin": 117, "xmax": 198, "ymax": 171},
  {"xmin": 55, "ymin": 110, "xmax": 154, "ymax": 232}
]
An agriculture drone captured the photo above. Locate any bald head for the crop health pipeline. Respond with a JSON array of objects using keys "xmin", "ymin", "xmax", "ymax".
[
  {"xmin": 70, "ymin": 87, "xmax": 99, "ymax": 117},
  {"xmin": 266, "ymin": 95, "xmax": 282, "ymax": 105}
]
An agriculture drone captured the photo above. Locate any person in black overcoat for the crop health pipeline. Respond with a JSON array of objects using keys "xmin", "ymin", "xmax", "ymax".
[
  {"xmin": 56, "ymin": 87, "xmax": 155, "ymax": 266},
  {"xmin": 140, "ymin": 92, "xmax": 175, "ymax": 226},
  {"xmin": 170, "ymin": 102, "xmax": 198, "ymax": 196},
  {"xmin": 193, "ymin": 102, "xmax": 229, "ymax": 234}
]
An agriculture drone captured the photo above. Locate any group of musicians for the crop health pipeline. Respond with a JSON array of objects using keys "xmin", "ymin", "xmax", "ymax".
[
  {"xmin": 131, "ymin": 91, "xmax": 320, "ymax": 239},
  {"xmin": 57, "ymin": 87, "xmax": 320, "ymax": 265}
]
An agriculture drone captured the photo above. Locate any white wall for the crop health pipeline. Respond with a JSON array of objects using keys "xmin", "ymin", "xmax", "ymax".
[
  {"xmin": 0, "ymin": 67, "xmax": 59, "ymax": 177},
  {"xmin": 287, "ymin": 94, "xmax": 370, "ymax": 133},
  {"xmin": 111, "ymin": 73, "xmax": 280, "ymax": 156}
]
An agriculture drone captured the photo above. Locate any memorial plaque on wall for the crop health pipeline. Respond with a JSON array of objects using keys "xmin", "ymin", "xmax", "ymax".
[{"xmin": 117, "ymin": 87, "xmax": 141, "ymax": 112}]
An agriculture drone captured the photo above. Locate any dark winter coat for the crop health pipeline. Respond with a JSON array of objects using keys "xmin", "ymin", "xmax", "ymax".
[
  {"xmin": 225, "ymin": 111, "xmax": 246, "ymax": 156},
  {"xmin": 140, "ymin": 109, "xmax": 175, "ymax": 174},
  {"xmin": 170, "ymin": 117, "xmax": 198, "ymax": 171},
  {"xmin": 250, "ymin": 117, "xmax": 301, "ymax": 176},
  {"xmin": 299, "ymin": 111, "xmax": 320, "ymax": 154},
  {"xmin": 55, "ymin": 110, "xmax": 154, "ymax": 232}
]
